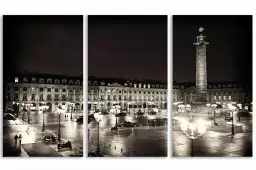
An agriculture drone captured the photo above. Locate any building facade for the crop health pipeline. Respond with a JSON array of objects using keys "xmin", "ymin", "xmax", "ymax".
[
  {"xmin": 88, "ymin": 77, "xmax": 168, "ymax": 113},
  {"xmin": 4, "ymin": 73, "xmax": 83, "ymax": 112},
  {"xmin": 173, "ymin": 81, "xmax": 251, "ymax": 105}
]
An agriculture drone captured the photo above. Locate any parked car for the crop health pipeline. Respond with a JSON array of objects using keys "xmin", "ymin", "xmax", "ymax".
[
  {"xmin": 110, "ymin": 126, "xmax": 118, "ymax": 131},
  {"xmin": 116, "ymin": 112, "xmax": 127, "ymax": 117},
  {"xmin": 148, "ymin": 118, "xmax": 167, "ymax": 126},
  {"xmin": 117, "ymin": 121, "xmax": 137, "ymax": 127}
]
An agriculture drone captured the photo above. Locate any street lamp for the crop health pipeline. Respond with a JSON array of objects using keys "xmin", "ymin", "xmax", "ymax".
[
  {"xmin": 94, "ymin": 112, "xmax": 103, "ymax": 155},
  {"xmin": 206, "ymin": 103, "xmax": 211, "ymax": 116},
  {"xmin": 211, "ymin": 103, "xmax": 217, "ymax": 126},
  {"xmin": 113, "ymin": 104, "xmax": 120, "ymax": 129},
  {"xmin": 180, "ymin": 117, "xmax": 208, "ymax": 156},
  {"xmin": 227, "ymin": 103, "xmax": 236, "ymax": 135},
  {"xmin": 57, "ymin": 106, "xmax": 63, "ymax": 142}
]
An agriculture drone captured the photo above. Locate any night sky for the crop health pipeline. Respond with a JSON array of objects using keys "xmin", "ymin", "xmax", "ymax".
[
  {"xmin": 88, "ymin": 15, "xmax": 167, "ymax": 82},
  {"xmin": 3, "ymin": 15, "xmax": 83, "ymax": 77},
  {"xmin": 173, "ymin": 15, "xmax": 252, "ymax": 86}
]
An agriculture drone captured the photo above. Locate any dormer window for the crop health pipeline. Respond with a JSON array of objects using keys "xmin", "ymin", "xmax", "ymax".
[
  {"xmin": 76, "ymin": 80, "xmax": 80, "ymax": 85},
  {"xmin": 218, "ymin": 84, "xmax": 221, "ymax": 88},
  {"xmin": 129, "ymin": 83, "xmax": 132, "ymax": 87},
  {"xmin": 148, "ymin": 84, "xmax": 150, "ymax": 88},
  {"xmin": 23, "ymin": 77, "xmax": 28, "ymax": 83},
  {"xmin": 101, "ymin": 81, "xmax": 105, "ymax": 86},
  {"xmin": 54, "ymin": 79, "xmax": 60, "ymax": 84},
  {"xmin": 93, "ymin": 81, "xmax": 97, "ymax": 86},
  {"xmin": 39, "ymin": 78, "xmax": 45, "ymax": 84},
  {"xmin": 139, "ymin": 84, "xmax": 141, "ymax": 88},
  {"xmin": 152, "ymin": 85, "xmax": 155, "ymax": 88},
  {"xmin": 143, "ymin": 84, "xmax": 146, "ymax": 88},
  {"xmin": 32, "ymin": 78, "xmax": 36, "ymax": 83},
  {"xmin": 160, "ymin": 85, "xmax": 163, "ymax": 88},
  {"xmin": 156, "ymin": 84, "xmax": 159, "ymax": 88},
  {"xmin": 233, "ymin": 84, "xmax": 237, "ymax": 88},
  {"xmin": 134, "ymin": 84, "xmax": 137, "ymax": 88},
  {"xmin": 180, "ymin": 85, "xmax": 184, "ymax": 89},
  {"xmin": 62, "ymin": 79, "xmax": 67, "ymax": 84},
  {"xmin": 69, "ymin": 80, "xmax": 74, "ymax": 85},
  {"xmin": 223, "ymin": 84, "xmax": 226, "ymax": 88},
  {"xmin": 228, "ymin": 84, "xmax": 232, "ymax": 88},
  {"xmin": 164, "ymin": 85, "xmax": 167, "ymax": 88},
  {"xmin": 88, "ymin": 81, "xmax": 92, "ymax": 86},
  {"xmin": 15, "ymin": 77, "xmax": 19, "ymax": 83},
  {"xmin": 124, "ymin": 83, "xmax": 128, "ymax": 86},
  {"xmin": 47, "ymin": 78, "xmax": 52, "ymax": 84}
]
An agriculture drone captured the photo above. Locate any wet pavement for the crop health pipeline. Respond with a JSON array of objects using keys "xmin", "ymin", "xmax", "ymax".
[
  {"xmin": 3, "ymin": 111, "xmax": 83, "ymax": 157},
  {"xmin": 88, "ymin": 111, "xmax": 168, "ymax": 157},
  {"xmin": 172, "ymin": 114, "xmax": 252, "ymax": 157}
]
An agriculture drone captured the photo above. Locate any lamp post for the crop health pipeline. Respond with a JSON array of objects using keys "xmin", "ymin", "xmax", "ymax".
[
  {"xmin": 57, "ymin": 106, "xmax": 62, "ymax": 142},
  {"xmin": 206, "ymin": 103, "xmax": 211, "ymax": 116},
  {"xmin": 227, "ymin": 104, "xmax": 236, "ymax": 135},
  {"xmin": 211, "ymin": 104, "xmax": 217, "ymax": 126},
  {"xmin": 113, "ymin": 104, "xmax": 120, "ymax": 129},
  {"xmin": 94, "ymin": 112, "xmax": 103, "ymax": 155},
  {"xmin": 180, "ymin": 117, "xmax": 207, "ymax": 157}
]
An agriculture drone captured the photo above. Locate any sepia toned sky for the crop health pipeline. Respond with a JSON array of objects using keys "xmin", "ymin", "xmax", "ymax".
[
  {"xmin": 88, "ymin": 15, "xmax": 167, "ymax": 82},
  {"xmin": 3, "ymin": 15, "xmax": 83, "ymax": 77}
]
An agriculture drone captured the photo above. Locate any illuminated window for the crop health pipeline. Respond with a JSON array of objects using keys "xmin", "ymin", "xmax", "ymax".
[
  {"xmin": 223, "ymin": 96, "xmax": 226, "ymax": 101},
  {"xmin": 214, "ymin": 96, "xmax": 217, "ymax": 101},
  {"xmin": 14, "ymin": 77, "xmax": 19, "ymax": 83},
  {"xmin": 228, "ymin": 96, "xmax": 231, "ymax": 100}
]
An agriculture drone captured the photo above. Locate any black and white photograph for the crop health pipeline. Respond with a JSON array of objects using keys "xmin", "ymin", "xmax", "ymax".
[
  {"xmin": 3, "ymin": 15, "xmax": 83, "ymax": 157},
  {"xmin": 172, "ymin": 15, "xmax": 253, "ymax": 157},
  {"xmin": 88, "ymin": 15, "xmax": 168, "ymax": 157}
]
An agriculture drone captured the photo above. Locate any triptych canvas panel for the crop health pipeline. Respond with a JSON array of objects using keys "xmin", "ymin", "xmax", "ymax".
[{"xmin": 2, "ymin": 15, "xmax": 252, "ymax": 157}]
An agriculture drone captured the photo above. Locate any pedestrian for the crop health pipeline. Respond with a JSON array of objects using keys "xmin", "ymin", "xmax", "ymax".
[
  {"xmin": 18, "ymin": 134, "xmax": 22, "ymax": 146},
  {"xmin": 14, "ymin": 134, "xmax": 18, "ymax": 146}
]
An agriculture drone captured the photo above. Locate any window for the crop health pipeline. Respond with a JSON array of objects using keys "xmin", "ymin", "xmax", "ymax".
[
  {"xmin": 62, "ymin": 89, "xmax": 66, "ymax": 92},
  {"xmin": 119, "ymin": 90, "xmax": 122, "ymax": 93},
  {"xmin": 134, "ymin": 91, "xmax": 136, "ymax": 94},
  {"xmin": 40, "ymin": 88, "xmax": 44, "ymax": 92},
  {"xmin": 124, "ymin": 95, "xmax": 127, "ymax": 100},
  {"xmin": 62, "ymin": 79, "xmax": 67, "ymax": 84},
  {"xmin": 101, "ymin": 82, "xmax": 105, "ymax": 86},
  {"xmin": 119, "ymin": 95, "xmax": 122, "ymax": 100},
  {"xmin": 47, "ymin": 94, "xmax": 51, "ymax": 101},
  {"xmin": 148, "ymin": 84, "xmax": 150, "ymax": 88},
  {"xmin": 223, "ymin": 96, "xmax": 226, "ymax": 101},
  {"xmin": 23, "ymin": 77, "xmax": 28, "ymax": 83},
  {"xmin": 139, "ymin": 91, "xmax": 141, "ymax": 94},
  {"xmin": 62, "ymin": 102, "xmax": 65, "ymax": 105},
  {"xmin": 228, "ymin": 96, "xmax": 231, "ymax": 101},
  {"xmin": 54, "ymin": 79, "xmax": 60, "ymax": 84},
  {"xmin": 134, "ymin": 84, "xmax": 137, "ymax": 88},
  {"xmin": 32, "ymin": 94, "xmax": 35, "ymax": 101},
  {"xmin": 108, "ymin": 95, "xmax": 110, "ymax": 100},
  {"xmin": 139, "ymin": 84, "xmax": 141, "ymax": 88},
  {"xmin": 69, "ymin": 80, "xmax": 74, "ymax": 85},
  {"xmin": 23, "ymin": 94, "xmax": 27, "ymax": 101},
  {"xmin": 148, "ymin": 91, "xmax": 150, "ymax": 94},
  {"xmin": 47, "ymin": 88, "xmax": 51, "ymax": 92},
  {"xmin": 55, "ymin": 88, "xmax": 59, "ymax": 92},
  {"xmin": 124, "ymin": 83, "xmax": 127, "ymax": 86},
  {"xmin": 32, "ymin": 78, "xmax": 36, "ymax": 83},
  {"xmin": 39, "ymin": 79, "xmax": 45, "ymax": 84},
  {"xmin": 23, "ymin": 87, "xmax": 27, "ymax": 91},
  {"xmin": 214, "ymin": 96, "xmax": 217, "ymax": 101},
  {"xmin": 62, "ymin": 95, "xmax": 66, "ymax": 101},
  {"xmin": 69, "ymin": 89, "xmax": 73, "ymax": 93},
  {"xmin": 54, "ymin": 94, "xmax": 59, "ymax": 101},
  {"xmin": 39, "ymin": 94, "xmax": 44, "ymax": 101},
  {"xmin": 113, "ymin": 95, "xmax": 116, "ymax": 100},
  {"xmin": 76, "ymin": 80, "xmax": 80, "ymax": 85},
  {"xmin": 143, "ymin": 84, "xmax": 146, "ymax": 88},
  {"xmin": 218, "ymin": 96, "xmax": 221, "ymax": 101},
  {"xmin": 14, "ymin": 93, "xmax": 19, "ymax": 101},
  {"xmin": 15, "ymin": 77, "xmax": 19, "ymax": 83},
  {"xmin": 47, "ymin": 78, "xmax": 52, "ymax": 84}
]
